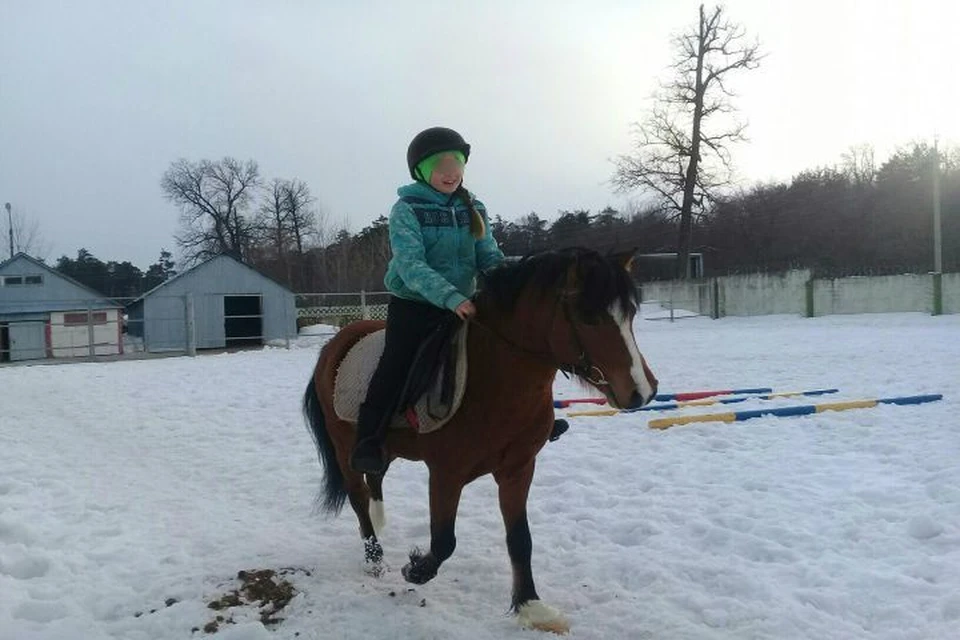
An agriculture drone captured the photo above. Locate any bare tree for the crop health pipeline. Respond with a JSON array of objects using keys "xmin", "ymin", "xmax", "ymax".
[
  {"xmin": 256, "ymin": 179, "xmax": 318, "ymax": 250},
  {"xmin": 161, "ymin": 157, "xmax": 260, "ymax": 263},
  {"xmin": 256, "ymin": 178, "xmax": 292, "ymax": 259},
  {"xmin": 614, "ymin": 4, "xmax": 762, "ymax": 278},
  {"xmin": 252, "ymin": 177, "xmax": 320, "ymax": 286},
  {"xmin": 283, "ymin": 179, "xmax": 318, "ymax": 254},
  {"xmin": 4, "ymin": 205, "xmax": 51, "ymax": 260},
  {"xmin": 841, "ymin": 144, "xmax": 877, "ymax": 185}
]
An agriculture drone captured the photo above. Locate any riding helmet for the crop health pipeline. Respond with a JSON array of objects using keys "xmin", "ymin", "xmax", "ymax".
[{"xmin": 406, "ymin": 127, "xmax": 471, "ymax": 180}]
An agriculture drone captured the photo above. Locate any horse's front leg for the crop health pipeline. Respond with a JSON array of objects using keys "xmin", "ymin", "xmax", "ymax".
[
  {"xmin": 494, "ymin": 460, "xmax": 570, "ymax": 634},
  {"xmin": 402, "ymin": 470, "xmax": 463, "ymax": 584}
]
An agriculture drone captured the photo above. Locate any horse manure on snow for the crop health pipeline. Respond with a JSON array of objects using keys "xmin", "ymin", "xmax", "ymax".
[{"xmin": 192, "ymin": 567, "xmax": 308, "ymax": 634}]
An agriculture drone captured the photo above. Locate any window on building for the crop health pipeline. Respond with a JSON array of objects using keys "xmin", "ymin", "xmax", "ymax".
[
  {"xmin": 3, "ymin": 276, "xmax": 23, "ymax": 286},
  {"xmin": 25, "ymin": 275, "xmax": 43, "ymax": 285},
  {"xmin": 63, "ymin": 312, "xmax": 108, "ymax": 326}
]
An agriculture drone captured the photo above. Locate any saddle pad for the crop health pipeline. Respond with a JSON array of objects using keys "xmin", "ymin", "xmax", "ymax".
[{"xmin": 333, "ymin": 326, "xmax": 469, "ymax": 434}]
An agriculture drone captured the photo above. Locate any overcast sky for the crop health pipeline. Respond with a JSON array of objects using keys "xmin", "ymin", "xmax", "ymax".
[{"xmin": 1, "ymin": 0, "xmax": 957, "ymax": 269}]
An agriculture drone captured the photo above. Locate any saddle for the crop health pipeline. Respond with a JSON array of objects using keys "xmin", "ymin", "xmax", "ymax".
[{"xmin": 333, "ymin": 320, "xmax": 469, "ymax": 433}]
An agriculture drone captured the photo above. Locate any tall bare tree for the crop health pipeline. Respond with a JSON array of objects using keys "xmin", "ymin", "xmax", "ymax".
[
  {"xmin": 5, "ymin": 205, "xmax": 51, "ymax": 260},
  {"xmin": 257, "ymin": 178, "xmax": 292, "ymax": 259},
  {"xmin": 283, "ymin": 179, "xmax": 319, "ymax": 254},
  {"xmin": 614, "ymin": 4, "xmax": 762, "ymax": 278},
  {"xmin": 253, "ymin": 177, "xmax": 319, "ymax": 286},
  {"xmin": 161, "ymin": 157, "xmax": 260, "ymax": 263}
]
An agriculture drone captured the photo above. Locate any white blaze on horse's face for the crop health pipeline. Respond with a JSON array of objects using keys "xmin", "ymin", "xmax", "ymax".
[{"xmin": 610, "ymin": 302, "xmax": 657, "ymax": 406}]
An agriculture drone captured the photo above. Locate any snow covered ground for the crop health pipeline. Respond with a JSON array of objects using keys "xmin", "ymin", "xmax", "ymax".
[{"xmin": 2, "ymin": 309, "xmax": 958, "ymax": 640}]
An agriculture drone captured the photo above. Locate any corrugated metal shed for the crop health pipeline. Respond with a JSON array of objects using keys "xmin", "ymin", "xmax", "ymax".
[
  {"xmin": 128, "ymin": 254, "xmax": 296, "ymax": 352},
  {"xmin": 1, "ymin": 253, "xmax": 123, "ymax": 361},
  {"xmin": 0, "ymin": 253, "xmax": 118, "ymax": 319}
]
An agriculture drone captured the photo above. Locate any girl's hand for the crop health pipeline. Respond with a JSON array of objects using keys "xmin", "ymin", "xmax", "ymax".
[{"xmin": 454, "ymin": 300, "xmax": 476, "ymax": 320}]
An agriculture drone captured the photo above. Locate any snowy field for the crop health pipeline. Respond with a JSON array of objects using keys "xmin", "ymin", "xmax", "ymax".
[{"xmin": 2, "ymin": 309, "xmax": 959, "ymax": 640}]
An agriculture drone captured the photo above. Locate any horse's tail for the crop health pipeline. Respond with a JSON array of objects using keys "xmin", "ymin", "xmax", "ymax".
[{"xmin": 302, "ymin": 377, "xmax": 347, "ymax": 515}]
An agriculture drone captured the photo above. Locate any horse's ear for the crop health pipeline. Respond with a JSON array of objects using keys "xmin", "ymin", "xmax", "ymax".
[{"xmin": 610, "ymin": 248, "xmax": 637, "ymax": 273}]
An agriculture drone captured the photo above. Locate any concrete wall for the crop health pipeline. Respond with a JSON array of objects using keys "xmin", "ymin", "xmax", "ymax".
[
  {"xmin": 641, "ymin": 270, "xmax": 958, "ymax": 318},
  {"xmin": 812, "ymin": 274, "xmax": 932, "ymax": 316},
  {"xmin": 944, "ymin": 273, "xmax": 960, "ymax": 315},
  {"xmin": 640, "ymin": 280, "xmax": 713, "ymax": 316},
  {"xmin": 721, "ymin": 270, "xmax": 811, "ymax": 316}
]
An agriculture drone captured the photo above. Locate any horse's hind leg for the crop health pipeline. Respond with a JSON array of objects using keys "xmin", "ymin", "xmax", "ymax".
[
  {"xmin": 402, "ymin": 470, "xmax": 463, "ymax": 585},
  {"xmin": 494, "ymin": 461, "xmax": 570, "ymax": 634}
]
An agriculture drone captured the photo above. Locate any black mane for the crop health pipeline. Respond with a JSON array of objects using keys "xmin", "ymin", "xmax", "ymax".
[{"xmin": 480, "ymin": 247, "xmax": 638, "ymax": 320}]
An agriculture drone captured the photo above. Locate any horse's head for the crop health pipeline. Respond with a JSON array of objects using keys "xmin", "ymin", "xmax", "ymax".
[{"xmin": 481, "ymin": 248, "xmax": 658, "ymax": 410}]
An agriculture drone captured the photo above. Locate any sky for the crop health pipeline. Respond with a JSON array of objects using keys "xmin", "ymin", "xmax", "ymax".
[
  {"xmin": 2, "ymin": 309, "xmax": 958, "ymax": 639},
  {"xmin": 1, "ymin": 0, "xmax": 958, "ymax": 269}
]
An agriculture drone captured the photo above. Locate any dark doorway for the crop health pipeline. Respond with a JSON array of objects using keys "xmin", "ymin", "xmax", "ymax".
[
  {"xmin": 0, "ymin": 324, "xmax": 9, "ymax": 362},
  {"xmin": 224, "ymin": 295, "xmax": 263, "ymax": 347}
]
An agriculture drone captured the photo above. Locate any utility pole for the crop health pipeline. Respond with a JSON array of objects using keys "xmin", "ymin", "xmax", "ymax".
[
  {"xmin": 932, "ymin": 140, "xmax": 943, "ymax": 315},
  {"xmin": 933, "ymin": 141, "xmax": 942, "ymax": 273},
  {"xmin": 4, "ymin": 202, "xmax": 12, "ymax": 259}
]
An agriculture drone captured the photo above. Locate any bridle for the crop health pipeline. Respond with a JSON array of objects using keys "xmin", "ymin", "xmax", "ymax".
[
  {"xmin": 469, "ymin": 290, "xmax": 611, "ymax": 388},
  {"xmin": 556, "ymin": 292, "xmax": 610, "ymax": 387}
]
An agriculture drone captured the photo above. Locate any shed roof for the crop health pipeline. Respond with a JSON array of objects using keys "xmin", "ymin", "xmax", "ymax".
[{"xmin": 132, "ymin": 253, "xmax": 294, "ymax": 303}]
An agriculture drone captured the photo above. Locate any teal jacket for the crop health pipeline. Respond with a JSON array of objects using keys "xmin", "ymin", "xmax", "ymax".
[{"xmin": 384, "ymin": 182, "xmax": 505, "ymax": 311}]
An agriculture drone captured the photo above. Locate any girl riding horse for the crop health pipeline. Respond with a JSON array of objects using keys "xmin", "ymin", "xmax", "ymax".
[
  {"xmin": 350, "ymin": 126, "xmax": 567, "ymax": 476},
  {"xmin": 303, "ymin": 245, "xmax": 659, "ymax": 633}
]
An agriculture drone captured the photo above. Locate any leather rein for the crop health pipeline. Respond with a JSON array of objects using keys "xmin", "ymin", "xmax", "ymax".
[{"xmin": 468, "ymin": 292, "xmax": 610, "ymax": 388}]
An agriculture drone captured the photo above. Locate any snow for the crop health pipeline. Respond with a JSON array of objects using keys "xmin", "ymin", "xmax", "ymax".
[
  {"xmin": 2, "ymin": 309, "xmax": 959, "ymax": 640},
  {"xmin": 298, "ymin": 323, "xmax": 339, "ymax": 337}
]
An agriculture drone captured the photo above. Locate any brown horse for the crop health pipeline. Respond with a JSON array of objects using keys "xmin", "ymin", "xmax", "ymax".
[{"xmin": 302, "ymin": 247, "xmax": 658, "ymax": 633}]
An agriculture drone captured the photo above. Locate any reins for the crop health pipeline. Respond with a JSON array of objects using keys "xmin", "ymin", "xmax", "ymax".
[{"xmin": 467, "ymin": 293, "xmax": 610, "ymax": 388}]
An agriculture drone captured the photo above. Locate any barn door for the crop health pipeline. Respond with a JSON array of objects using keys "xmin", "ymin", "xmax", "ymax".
[
  {"xmin": 9, "ymin": 321, "xmax": 46, "ymax": 361},
  {"xmin": 223, "ymin": 295, "xmax": 263, "ymax": 347}
]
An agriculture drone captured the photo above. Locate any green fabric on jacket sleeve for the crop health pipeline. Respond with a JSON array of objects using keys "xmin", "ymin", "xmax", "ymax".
[{"xmin": 388, "ymin": 202, "xmax": 467, "ymax": 311}]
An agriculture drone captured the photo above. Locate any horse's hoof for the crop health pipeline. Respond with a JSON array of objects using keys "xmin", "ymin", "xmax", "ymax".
[
  {"xmin": 517, "ymin": 600, "xmax": 570, "ymax": 635},
  {"xmin": 401, "ymin": 561, "xmax": 436, "ymax": 584},
  {"xmin": 401, "ymin": 551, "xmax": 437, "ymax": 584},
  {"xmin": 363, "ymin": 560, "xmax": 384, "ymax": 578}
]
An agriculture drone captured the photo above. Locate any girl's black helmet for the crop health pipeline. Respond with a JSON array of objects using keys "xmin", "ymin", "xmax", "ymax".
[{"xmin": 406, "ymin": 127, "xmax": 471, "ymax": 180}]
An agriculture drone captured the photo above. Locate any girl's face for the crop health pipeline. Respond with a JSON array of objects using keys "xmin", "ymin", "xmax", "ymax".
[{"xmin": 428, "ymin": 153, "xmax": 464, "ymax": 194}]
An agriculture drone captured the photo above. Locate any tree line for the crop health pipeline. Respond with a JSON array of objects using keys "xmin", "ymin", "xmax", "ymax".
[
  {"xmin": 54, "ymin": 249, "xmax": 177, "ymax": 299},
  {"xmin": 49, "ymin": 139, "xmax": 958, "ymax": 299}
]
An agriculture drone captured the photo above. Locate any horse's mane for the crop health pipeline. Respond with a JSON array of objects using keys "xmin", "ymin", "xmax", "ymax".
[{"xmin": 480, "ymin": 247, "xmax": 638, "ymax": 320}]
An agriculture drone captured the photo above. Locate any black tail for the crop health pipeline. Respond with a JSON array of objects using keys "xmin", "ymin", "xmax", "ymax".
[{"xmin": 302, "ymin": 378, "xmax": 347, "ymax": 514}]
